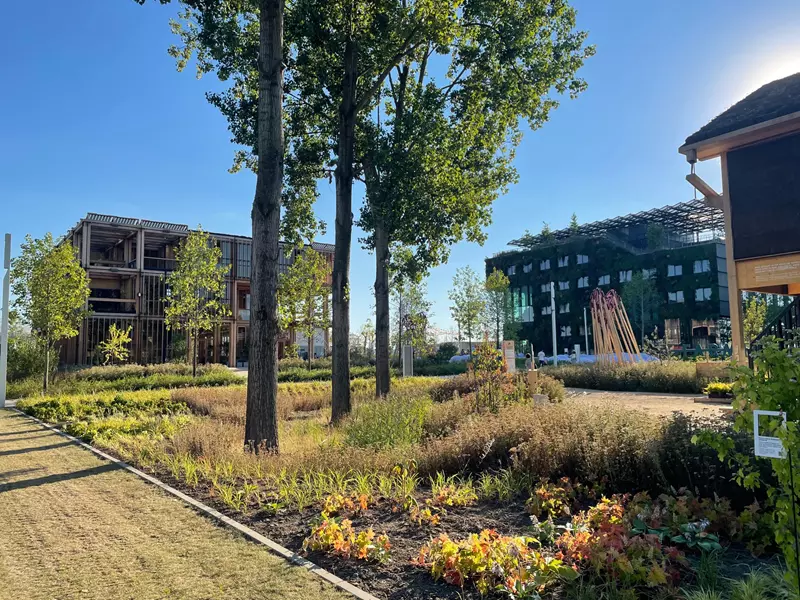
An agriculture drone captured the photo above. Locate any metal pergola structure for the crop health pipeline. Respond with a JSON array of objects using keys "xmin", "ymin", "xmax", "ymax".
[{"xmin": 509, "ymin": 199, "xmax": 725, "ymax": 248}]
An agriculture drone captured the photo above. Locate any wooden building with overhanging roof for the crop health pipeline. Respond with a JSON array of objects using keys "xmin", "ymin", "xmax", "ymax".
[{"xmin": 680, "ymin": 72, "xmax": 800, "ymax": 363}]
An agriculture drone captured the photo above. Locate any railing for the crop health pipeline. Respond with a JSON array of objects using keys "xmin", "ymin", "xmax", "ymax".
[
  {"xmin": 144, "ymin": 257, "xmax": 176, "ymax": 271},
  {"xmin": 749, "ymin": 296, "xmax": 800, "ymax": 364}
]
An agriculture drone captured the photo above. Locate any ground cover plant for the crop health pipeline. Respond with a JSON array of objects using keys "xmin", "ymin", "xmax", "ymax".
[
  {"xmin": 16, "ymin": 366, "xmax": 786, "ymax": 599},
  {"xmin": 544, "ymin": 361, "xmax": 715, "ymax": 394}
]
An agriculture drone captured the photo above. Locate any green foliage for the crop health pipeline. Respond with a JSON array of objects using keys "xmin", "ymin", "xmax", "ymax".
[
  {"xmin": 11, "ymin": 233, "xmax": 91, "ymax": 390},
  {"xmin": 391, "ymin": 277, "xmax": 432, "ymax": 357},
  {"xmin": 693, "ymin": 338, "xmax": 800, "ymax": 592},
  {"xmin": 278, "ymin": 248, "xmax": 330, "ymax": 368},
  {"xmin": 744, "ymin": 296, "xmax": 768, "ymax": 346},
  {"xmin": 164, "ymin": 228, "xmax": 231, "ymax": 374},
  {"xmin": 303, "ymin": 517, "xmax": 391, "ymax": 564},
  {"xmin": 343, "ymin": 394, "xmax": 431, "ymax": 449},
  {"xmin": 569, "ymin": 213, "xmax": 580, "ymax": 234},
  {"xmin": 6, "ymin": 321, "xmax": 57, "ymax": 382},
  {"xmin": 97, "ymin": 323, "xmax": 133, "ymax": 366},
  {"xmin": 544, "ymin": 361, "xmax": 707, "ymax": 394},
  {"xmin": 484, "ymin": 267, "xmax": 512, "ymax": 347},
  {"xmin": 17, "ymin": 391, "xmax": 185, "ymax": 423},
  {"xmin": 647, "ymin": 223, "xmax": 665, "ymax": 249},
  {"xmin": 434, "ymin": 342, "xmax": 458, "ymax": 362},
  {"xmin": 622, "ymin": 271, "xmax": 660, "ymax": 343},
  {"xmin": 541, "ymin": 222, "xmax": 555, "ymax": 242},
  {"xmin": 414, "ymin": 361, "xmax": 467, "ymax": 377},
  {"xmin": 448, "ymin": 266, "xmax": 486, "ymax": 348},
  {"xmin": 414, "ymin": 529, "xmax": 575, "ymax": 597}
]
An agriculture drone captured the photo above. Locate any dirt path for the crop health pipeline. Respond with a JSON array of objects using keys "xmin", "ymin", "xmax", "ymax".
[
  {"xmin": 565, "ymin": 388, "xmax": 730, "ymax": 417},
  {"xmin": 0, "ymin": 409, "xmax": 349, "ymax": 600}
]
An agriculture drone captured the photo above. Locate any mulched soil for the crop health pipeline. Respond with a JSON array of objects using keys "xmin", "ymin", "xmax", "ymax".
[{"xmin": 143, "ymin": 463, "xmax": 532, "ymax": 600}]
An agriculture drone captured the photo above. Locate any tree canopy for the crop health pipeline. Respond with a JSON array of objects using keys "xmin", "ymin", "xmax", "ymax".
[{"xmin": 11, "ymin": 233, "xmax": 90, "ymax": 392}]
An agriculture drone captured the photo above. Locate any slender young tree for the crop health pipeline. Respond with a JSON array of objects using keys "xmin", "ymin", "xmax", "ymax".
[
  {"xmin": 484, "ymin": 268, "xmax": 511, "ymax": 349},
  {"xmin": 165, "ymin": 228, "xmax": 231, "ymax": 377},
  {"xmin": 278, "ymin": 247, "xmax": 330, "ymax": 370},
  {"xmin": 621, "ymin": 271, "xmax": 659, "ymax": 344},
  {"xmin": 140, "ymin": 0, "xmax": 287, "ymax": 452},
  {"xmin": 448, "ymin": 266, "xmax": 486, "ymax": 357},
  {"xmin": 11, "ymin": 233, "xmax": 90, "ymax": 392}
]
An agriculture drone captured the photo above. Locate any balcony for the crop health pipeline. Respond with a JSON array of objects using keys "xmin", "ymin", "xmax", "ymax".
[{"xmin": 144, "ymin": 257, "xmax": 176, "ymax": 272}]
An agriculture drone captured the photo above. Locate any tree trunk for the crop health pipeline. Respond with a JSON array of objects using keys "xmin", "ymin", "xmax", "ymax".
[
  {"xmin": 43, "ymin": 336, "xmax": 49, "ymax": 394},
  {"xmin": 192, "ymin": 327, "xmax": 198, "ymax": 378},
  {"xmin": 496, "ymin": 313, "xmax": 501, "ymax": 349},
  {"xmin": 308, "ymin": 330, "xmax": 313, "ymax": 371},
  {"xmin": 397, "ymin": 287, "xmax": 403, "ymax": 363},
  {"xmin": 374, "ymin": 215, "xmax": 390, "ymax": 397},
  {"xmin": 330, "ymin": 39, "xmax": 357, "ymax": 423},
  {"xmin": 244, "ymin": 0, "xmax": 283, "ymax": 453}
]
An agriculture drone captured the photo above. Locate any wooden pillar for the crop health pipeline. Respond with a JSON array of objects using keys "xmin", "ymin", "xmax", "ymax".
[
  {"xmin": 137, "ymin": 228, "xmax": 145, "ymax": 270},
  {"xmin": 720, "ymin": 152, "xmax": 746, "ymax": 364},
  {"xmin": 81, "ymin": 223, "xmax": 91, "ymax": 267}
]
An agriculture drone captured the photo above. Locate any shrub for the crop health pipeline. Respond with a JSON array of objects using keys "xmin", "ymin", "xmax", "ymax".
[
  {"xmin": 343, "ymin": 394, "xmax": 431, "ymax": 449},
  {"xmin": 303, "ymin": 518, "xmax": 391, "ymax": 563},
  {"xmin": 429, "ymin": 373, "xmax": 478, "ymax": 403},
  {"xmin": 543, "ymin": 361, "xmax": 705, "ymax": 394},
  {"xmin": 529, "ymin": 373, "xmax": 565, "ymax": 402},
  {"xmin": 414, "ymin": 361, "xmax": 467, "ymax": 377},
  {"xmin": 434, "ymin": 342, "xmax": 458, "ymax": 363},
  {"xmin": 16, "ymin": 390, "xmax": 184, "ymax": 422},
  {"xmin": 414, "ymin": 529, "xmax": 573, "ymax": 596},
  {"xmin": 704, "ymin": 381, "xmax": 733, "ymax": 397}
]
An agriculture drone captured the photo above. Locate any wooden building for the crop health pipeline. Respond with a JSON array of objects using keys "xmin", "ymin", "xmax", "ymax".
[
  {"xmin": 680, "ymin": 72, "xmax": 800, "ymax": 362},
  {"xmin": 60, "ymin": 213, "xmax": 334, "ymax": 367}
]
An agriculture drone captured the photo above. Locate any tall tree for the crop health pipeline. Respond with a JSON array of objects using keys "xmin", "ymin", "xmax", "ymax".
[
  {"xmin": 278, "ymin": 247, "xmax": 330, "ymax": 370},
  {"xmin": 143, "ymin": 0, "xmax": 287, "ymax": 452},
  {"xmin": 484, "ymin": 268, "xmax": 511, "ymax": 349},
  {"xmin": 359, "ymin": 0, "xmax": 593, "ymax": 397},
  {"xmin": 165, "ymin": 228, "xmax": 231, "ymax": 377},
  {"xmin": 448, "ymin": 266, "xmax": 485, "ymax": 357},
  {"xmin": 391, "ymin": 276, "xmax": 431, "ymax": 359},
  {"xmin": 11, "ymin": 233, "xmax": 90, "ymax": 392},
  {"xmin": 621, "ymin": 271, "xmax": 659, "ymax": 344},
  {"xmin": 357, "ymin": 319, "xmax": 376, "ymax": 360},
  {"xmin": 569, "ymin": 213, "xmax": 579, "ymax": 234}
]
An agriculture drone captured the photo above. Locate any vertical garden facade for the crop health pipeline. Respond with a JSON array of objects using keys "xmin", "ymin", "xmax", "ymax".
[{"xmin": 485, "ymin": 201, "xmax": 730, "ymax": 355}]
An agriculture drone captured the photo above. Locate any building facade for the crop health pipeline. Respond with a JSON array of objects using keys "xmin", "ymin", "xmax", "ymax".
[
  {"xmin": 60, "ymin": 213, "xmax": 334, "ymax": 367},
  {"xmin": 485, "ymin": 201, "xmax": 731, "ymax": 355}
]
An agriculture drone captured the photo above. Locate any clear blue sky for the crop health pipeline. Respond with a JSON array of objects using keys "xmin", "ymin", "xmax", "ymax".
[{"xmin": 2, "ymin": 0, "xmax": 800, "ymax": 332}]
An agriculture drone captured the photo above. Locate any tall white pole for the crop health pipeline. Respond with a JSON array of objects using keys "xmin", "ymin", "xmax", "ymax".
[
  {"xmin": 584, "ymin": 306, "xmax": 589, "ymax": 355},
  {"xmin": 0, "ymin": 234, "xmax": 11, "ymax": 407},
  {"xmin": 550, "ymin": 282, "xmax": 558, "ymax": 366}
]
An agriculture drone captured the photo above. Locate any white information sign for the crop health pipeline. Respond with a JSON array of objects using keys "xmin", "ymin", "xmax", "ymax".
[
  {"xmin": 753, "ymin": 410, "xmax": 787, "ymax": 459},
  {"xmin": 502, "ymin": 340, "xmax": 516, "ymax": 374}
]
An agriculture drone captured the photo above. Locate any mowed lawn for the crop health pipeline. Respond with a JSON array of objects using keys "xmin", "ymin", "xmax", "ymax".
[{"xmin": 0, "ymin": 410, "xmax": 350, "ymax": 600}]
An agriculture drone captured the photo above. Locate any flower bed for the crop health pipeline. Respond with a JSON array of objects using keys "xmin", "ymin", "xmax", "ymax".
[{"xmin": 16, "ymin": 377, "xmax": 783, "ymax": 599}]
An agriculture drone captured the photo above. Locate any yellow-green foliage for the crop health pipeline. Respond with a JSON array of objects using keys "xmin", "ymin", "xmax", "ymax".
[
  {"xmin": 704, "ymin": 381, "xmax": 733, "ymax": 397},
  {"xmin": 544, "ymin": 361, "xmax": 705, "ymax": 394}
]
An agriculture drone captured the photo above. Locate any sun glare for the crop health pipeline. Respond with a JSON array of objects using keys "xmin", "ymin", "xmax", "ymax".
[{"xmin": 738, "ymin": 53, "xmax": 800, "ymax": 97}]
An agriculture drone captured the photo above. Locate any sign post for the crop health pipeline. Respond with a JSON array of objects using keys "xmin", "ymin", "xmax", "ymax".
[
  {"xmin": 753, "ymin": 409, "xmax": 799, "ymax": 589},
  {"xmin": 0, "ymin": 234, "xmax": 10, "ymax": 407},
  {"xmin": 502, "ymin": 340, "xmax": 516, "ymax": 374}
]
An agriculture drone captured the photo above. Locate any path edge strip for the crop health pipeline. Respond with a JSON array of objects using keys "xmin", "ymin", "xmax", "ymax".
[{"xmin": 9, "ymin": 408, "xmax": 380, "ymax": 600}]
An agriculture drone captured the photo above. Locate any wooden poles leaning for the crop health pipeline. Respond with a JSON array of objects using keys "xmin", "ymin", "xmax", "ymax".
[{"xmin": 590, "ymin": 289, "xmax": 642, "ymax": 364}]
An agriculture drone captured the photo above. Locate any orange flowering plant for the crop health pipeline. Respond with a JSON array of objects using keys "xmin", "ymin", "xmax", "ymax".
[{"xmin": 303, "ymin": 517, "xmax": 391, "ymax": 563}]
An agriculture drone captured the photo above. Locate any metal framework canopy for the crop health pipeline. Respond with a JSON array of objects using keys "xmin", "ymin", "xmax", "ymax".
[{"xmin": 508, "ymin": 199, "xmax": 725, "ymax": 248}]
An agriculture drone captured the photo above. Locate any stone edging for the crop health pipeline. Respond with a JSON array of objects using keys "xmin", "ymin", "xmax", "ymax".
[{"xmin": 10, "ymin": 408, "xmax": 380, "ymax": 600}]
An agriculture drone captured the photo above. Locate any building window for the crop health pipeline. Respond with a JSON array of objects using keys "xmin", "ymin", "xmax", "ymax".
[
  {"xmin": 540, "ymin": 282, "xmax": 551, "ymax": 293},
  {"xmin": 558, "ymin": 280, "xmax": 569, "ymax": 291},
  {"xmin": 619, "ymin": 270, "xmax": 632, "ymax": 283},
  {"xmin": 219, "ymin": 240, "xmax": 233, "ymax": 269},
  {"xmin": 694, "ymin": 259, "xmax": 711, "ymax": 274},
  {"xmin": 579, "ymin": 325, "xmax": 587, "ymax": 336},
  {"xmin": 559, "ymin": 303, "xmax": 570, "ymax": 314},
  {"xmin": 695, "ymin": 287, "xmax": 712, "ymax": 301},
  {"xmin": 541, "ymin": 305, "xmax": 552, "ymax": 315},
  {"xmin": 577, "ymin": 276, "xmax": 589, "ymax": 288},
  {"xmin": 507, "ymin": 265, "xmax": 516, "ymax": 276},
  {"xmin": 598, "ymin": 274, "xmax": 610, "ymax": 285},
  {"xmin": 560, "ymin": 325, "xmax": 572, "ymax": 337},
  {"xmin": 540, "ymin": 259, "xmax": 551, "ymax": 271},
  {"xmin": 577, "ymin": 254, "xmax": 589, "ymax": 265},
  {"xmin": 236, "ymin": 242, "xmax": 252, "ymax": 279},
  {"xmin": 668, "ymin": 290, "xmax": 685, "ymax": 303},
  {"xmin": 642, "ymin": 268, "xmax": 657, "ymax": 280},
  {"xmin": 523, "ymin": 263, "xmax": 533, "ymax": 273},
  {"xmin": 665, "ymin": 318, "xmax": 681, "ymax": 345},
  {"xmin": 558, "ymin": 256, "xmax": 569, "ymax": 268},
  {"xmin": 668, "ymin": 264, "xmax": 682, "ymax": 277}
]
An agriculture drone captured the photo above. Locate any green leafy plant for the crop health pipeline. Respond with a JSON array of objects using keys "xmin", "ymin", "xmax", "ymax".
[{"xmin": 303, "ymin": 518, "xmax": 391, "ymax": 563}]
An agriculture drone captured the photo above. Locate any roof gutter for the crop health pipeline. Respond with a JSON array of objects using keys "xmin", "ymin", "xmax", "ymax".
[{"xmin": 679, "ymin": 110, "xmax": 800, "ymax": 161}]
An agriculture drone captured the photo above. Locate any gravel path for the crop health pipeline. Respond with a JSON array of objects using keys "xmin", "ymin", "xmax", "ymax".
[
  {"xmin": 0, "ymin": 409, "xmax": 349, "ymax": 600},
  {"xmin": 564, "ymin": 387, "xmax": 730, "ymax": 417}
]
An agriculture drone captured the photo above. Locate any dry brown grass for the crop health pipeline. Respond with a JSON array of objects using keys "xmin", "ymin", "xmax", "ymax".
[{"xmin": 0, "ymin": 409, "xmax": 348, "ymax": 600}]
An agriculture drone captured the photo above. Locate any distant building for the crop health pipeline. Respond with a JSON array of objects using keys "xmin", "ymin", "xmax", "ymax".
[
  {"xmin": 485, "ymin": 200, "xmax": 730, "ymax": 355},
  {"xmin": 60, "ymin": 213, "xmax": 333, "ymax": 367}
]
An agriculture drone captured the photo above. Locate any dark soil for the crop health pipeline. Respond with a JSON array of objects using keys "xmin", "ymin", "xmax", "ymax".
[{"xmin": 144, "ymin": 463, "xmax": 531, "ymax": 599}]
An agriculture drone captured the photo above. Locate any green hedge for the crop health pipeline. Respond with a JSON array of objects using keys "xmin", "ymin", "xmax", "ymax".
[{"xmin": 542, "ymin": 361, "xmax": 707, "ymax": 394}]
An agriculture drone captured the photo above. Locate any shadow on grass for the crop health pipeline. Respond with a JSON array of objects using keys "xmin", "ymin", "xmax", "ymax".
[
  {"xmin": 0, "ymin": 441, "xmax": 76, "ymax": 457},
  {"xmin": 0, "ymin": 428, "xmax": 48, "ymax": 437},
  {"xmin": 0, "ymin": 462, "xmax": 122, "ymax": 492}
]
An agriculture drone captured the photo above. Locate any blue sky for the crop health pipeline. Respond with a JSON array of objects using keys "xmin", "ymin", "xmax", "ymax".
[{"xmin": 2, "ymin": 0, "xmax": 800, "ymax": 332}]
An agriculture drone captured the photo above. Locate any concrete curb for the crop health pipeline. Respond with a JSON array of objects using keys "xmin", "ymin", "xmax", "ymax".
[{"xmin": 9, "ymin": 408, "xmax": 380, "ymax": 600}]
